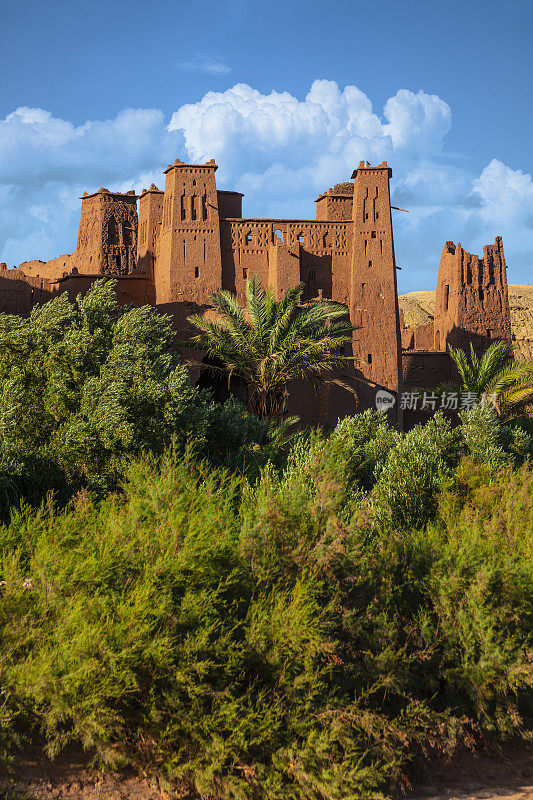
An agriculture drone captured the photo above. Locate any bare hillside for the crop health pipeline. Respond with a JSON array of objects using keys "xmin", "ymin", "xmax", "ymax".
[{"xmin": 399, "ymin": 285, "xmax": 533, "ymax": 360}]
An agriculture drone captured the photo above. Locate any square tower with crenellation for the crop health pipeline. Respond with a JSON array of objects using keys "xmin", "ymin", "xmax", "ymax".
[
  {"xmin": 349, "ymin": 161, "xmax": 402, "ymax": 395},
  {"xmin": 154, "ymin": 158, "xmax": 223, "ymax": 304}
]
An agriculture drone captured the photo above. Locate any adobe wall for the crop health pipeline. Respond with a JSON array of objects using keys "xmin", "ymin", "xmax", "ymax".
[
  {"xmin": 56, "ymin": 273, "xmax": 154, "ymax": 306},
  {"xmin": 217, "ymin": 191, "xmax": 244, "ymax": 219},
  {"xmin": 402, "ymin": 350, "xmax": 454, "ymax": 388},
  {"xmin": 402, "ymin": 320, "xmax": 435, "ymax": 350},
  {"xmin": 434, "ymin": 237, "xmax": 511, "ymax": 351},
  {"xmin": 0, "ymin": 264, "xmax": 56, "ymax": 316},
  {"xmin": 17, "ymin": 254, "xmax": 74, "ymax": 280},
  {"xmin": 219, "ymin": 218, "xmax": 351, "ymax": 303},
  {"xmin": 315, "ymin": 191, "xmax": 353, "ymax": 221}
]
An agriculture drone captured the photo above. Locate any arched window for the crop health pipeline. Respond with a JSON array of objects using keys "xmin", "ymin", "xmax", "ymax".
[
  {"xmin": 245, "ymin": 231, "xmax": 253, "ymax": 246},
  {"xmin": 274, "ymin": 228, "xmax": 283, "ymax": 243},
  {"xmin": 297, "ymin": 232, "xmax": 304, "ymax": 244}
]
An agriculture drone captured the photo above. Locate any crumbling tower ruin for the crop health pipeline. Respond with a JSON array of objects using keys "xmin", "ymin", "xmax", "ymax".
[
  {"xmin": 433, "ymin": 236, "xmax": 511, "ymax": 350},
  {"xmin": 75, "ymin": 188, "xmax": 138, "ymax": 275},
  {"xmin": 349, "ymin": 162, "xmax": 402, "ymax": 393}
]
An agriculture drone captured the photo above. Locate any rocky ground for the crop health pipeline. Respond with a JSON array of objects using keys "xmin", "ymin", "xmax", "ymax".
[
  {"xmin": 1, "ymin": 742, "xmax": 531, "ymax": 800},
  {"xmin": 398, "ymin": 284, "xmax": 533, "ymax": 361}
]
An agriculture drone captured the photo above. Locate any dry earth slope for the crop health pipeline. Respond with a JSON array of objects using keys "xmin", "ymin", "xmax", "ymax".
[{"xmin": 399, "ymin": 285, "xmax": 533, "ymax": 360}]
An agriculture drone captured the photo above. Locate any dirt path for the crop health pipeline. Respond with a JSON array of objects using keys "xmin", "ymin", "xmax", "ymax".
[{"xmin": 1, "ymin": 743, "xmax": 532, "ymax": 800}]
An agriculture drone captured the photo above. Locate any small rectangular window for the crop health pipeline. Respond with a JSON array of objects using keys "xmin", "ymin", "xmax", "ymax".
[
  {"xmin": 368, "ymin": 260, "xmax": 372, "ymax": 268},
  {"xmin": 243, "ymin": 267, "xmax": 248, "ymax": 278},
  {"xmin": 368, "ymin": 354, "xmax": 372, "ymax": 364},
  {"xmin": 371, "ymin": 231, "xmax": 376, "ymax": 239},
  {"xmin": 194, "ymin": 266, "xmax": 199, "ymax": 278}
]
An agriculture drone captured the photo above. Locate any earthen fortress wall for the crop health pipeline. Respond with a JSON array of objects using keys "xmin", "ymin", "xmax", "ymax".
[{"xmin": 1, "ymin": 157, "xmax": 512, "ymax": 425}]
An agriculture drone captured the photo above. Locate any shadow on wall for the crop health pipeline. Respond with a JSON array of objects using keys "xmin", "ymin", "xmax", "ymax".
[
  {"xmin": 299, "ymin": 250, "xmax": 333, "ymax": 301},
  {"xmin": 0, "ymin": 271, "xmax": 55, "ymax": 316},
  {"xmin": 0, "ymin": 271, "xmax": 156, "ymax": 317},
  {"xmin": 443, "ymin": 326, "xmax": 505, "ymax": 355}
]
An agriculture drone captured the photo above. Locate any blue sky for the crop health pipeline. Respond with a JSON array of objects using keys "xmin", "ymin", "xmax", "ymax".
[{"xmin": 1, "ymin": 0, "xmax": 531, "ymax": 291}]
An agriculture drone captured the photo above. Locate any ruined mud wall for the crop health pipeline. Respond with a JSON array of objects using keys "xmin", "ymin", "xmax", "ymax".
[
  {"xmin": 433, "ymin": 237, "xmax": 511, "ymax": 351},
  {"xmin": 74, "ymin": 189, "xmax": 138, "ymax": 276}
]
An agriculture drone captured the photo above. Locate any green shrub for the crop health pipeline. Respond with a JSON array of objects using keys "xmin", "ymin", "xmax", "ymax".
[
  {"xmin": 0, "ymin": 283, "xmax": 293, "ymax": 512},
  {"xmin": 0, "ymin": 442, "xmax": 531, "ymax": 797},
  {"xmin": 373, "ymin": 413, "xmax": 459, "ymax": 529},
  {"xmin": 0, "ymin": 280, "xmax": 210, "ymax": 502},
  {"xmin": 460, "ymin": 404, "xmax": 533, "ymax": 467}
]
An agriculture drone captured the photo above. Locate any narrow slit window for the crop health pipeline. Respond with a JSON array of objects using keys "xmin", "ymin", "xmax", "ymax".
[
  {"xmin": 368, "ymin": 260, "xmax": 372, "ymax": 268},
  {"xmin": 194, "ymin": 266, "xmax": 199, "ymax": 278},
  {"xmin": 368, "ymin": 354, "xmax": 372, "ymax": 364},
  {"xmin": 243, "ymin": 267, "xmax": 248, "ymax": 279}
]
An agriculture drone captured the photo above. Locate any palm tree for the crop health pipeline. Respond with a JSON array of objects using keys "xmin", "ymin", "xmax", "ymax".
[
  {"xmin": 187, "ymin": 277, "xmax": 354, "ymax": 419},
  {"xmin": 448, "ymin": 339, "xmax": 533, "ymax": 420}
]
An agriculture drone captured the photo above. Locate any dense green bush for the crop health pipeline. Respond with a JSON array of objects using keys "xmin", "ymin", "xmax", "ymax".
[
  {"xmin": 0, "ymin": 282, "xmax": 291, "ymax": 513},
  {"xmin": 460, "ymin": 404, "xmax": 533, "ymax": 467},
  {"xmin": 0, "ymin": 430, "xmax": 531, "ymax": 797},
  {"xmin": 0, "ymin": 287, "xmax": 531, "ymax": 797}
]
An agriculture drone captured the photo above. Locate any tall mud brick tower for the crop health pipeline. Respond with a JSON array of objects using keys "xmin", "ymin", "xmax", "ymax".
[
  {"xmin": 349, "ymin": 162, "xmax": 402, "ymax": 396},
  {"xmin": 433, "ymin": 237, "xmax": 511, "ymax": 351},
  {"xmin": 154, "ymin": 159, "xmax": 222, "ymax": 304},
  {"xmin": 75, "ymin": 188, "xmax": 138, "ymax": 275},
  {"xmin": 137, "ymin": 185, "xmax": 164, "ymax": 277}
]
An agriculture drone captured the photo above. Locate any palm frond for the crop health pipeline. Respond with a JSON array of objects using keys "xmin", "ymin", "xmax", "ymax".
[
  {"xmin": 448, "ymin": 344, "xmax": 475, "ymax": 389},
  {"xmin": 476, "ymin": 339, "xmax": 514, "ymax": 391},
  {"xmin": 246, "ymin": 276, "xmax": 268, "ymax": 350}
]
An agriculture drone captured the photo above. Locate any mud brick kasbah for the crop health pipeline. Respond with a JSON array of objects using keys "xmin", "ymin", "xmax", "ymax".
[{"xmin": 1, "ymin": 159, "xmax": 511, "ymax": 427}]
